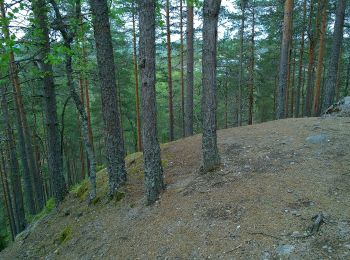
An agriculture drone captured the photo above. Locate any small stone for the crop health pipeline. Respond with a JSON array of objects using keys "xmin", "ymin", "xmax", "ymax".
[
  {"xmin": 287, "ymin": 189, "xmax": 293, "ymax": 193},
  {"xmin": 291, "ymin": 210, "xmax": 301, "ymax": 217},
  {"xmin": 260, "ymin": 250, "xmax": 270, "ymax": 260},
  {"xmin": 276, "ymin": 245, "xmax": 295, "ymax": 256},
  {"xmin": 305, "ymin": 134, "xmax": 329, "ymax": 144},
  {"xmin": 291, "ymin": 231, "xmax": 300, "ymax": 238}
]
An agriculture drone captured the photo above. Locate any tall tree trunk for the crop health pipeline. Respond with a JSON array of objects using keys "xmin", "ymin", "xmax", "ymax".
[
  {"xmin": 132, "ymin": 2, "xmax": 142, "ymax": 152},
  {"xmin": 185, "ymin": 1, "xmax": 194, "ymax": 136},
  {"xmin": 285, "ymin": 47, "xmax": 292, "ymax": 117},
  {"xmin": 84, "ymin": 79, "xmax": 94, "ymax": 149},
  {"xmin": 273, "ymin": 74, "xmax": 277, "ymax": 118},
  {"xmin": 225, "ymin": 78, "xmax": 228, "ymax": 128},
  {"xmin": 89, "ymin": 0, "xmax": 127, "ymax": 196},
  {"xmin": 31, "ymin": 0, "xmax": 67, "ymax": 203},
  {"xmin": 295, "ymin": 0, "xmax": 307, "ymax": 117},
  {"xmin": 305, "ymin": 0, "xmax": 319, "ymax": 116},
  {"xmin": 344, "ymin": 56, "xmax": 350, "ymax": 96},
  {"xmin": 0, "ymin": 1, "xmax": 44, "ymax": 213},
  {"xmin": 312, "ymin": 0, "xmax": 327, "ymax": 116},
  {"xmin": 276, "ymin": 0, "xmax": 294, "ymax": 119},
  {"xmin": 248, "ymin": 1, "xmax": 255, "ymax": 125},
  {"xmin": 78, "ymin": 79, "xmax": 86, "ymax": 180},
  {"xmin": 335, "ymin": 53, "xmax": 341, "ymax": 101},
  {"xmin": 180, "ymin": 0, "xmax": 185, "ymax": 137},
  {"xmin": 49, "ymin": 0, "xmax": 98, "ymax": 200},
  {"xmin": 302, "ymin": 66, "xmax": 306, "ymax": 114},
  {"xmin": 0, "ymin": 150, "xmax": 16, "ymax": 240},
  {"xmin": 321, "ymin": 0, "xmax": 346, "ymax": 111},
  {"xmin": 201, "ymin": 0, "xmax": 221, "ymax": 172},
  {"xmin": 238, "ymin": 0, "xmax": 247, "ymax": 126},
  {"xmin": 1, "ymin": 87, "xmax": 26, "ymax": 235},
  {"xmin": 290, "ymin": 48, "xmax": 296, "ymax": 116},
  {"xmin": 79, "ymin": 21, "xmax": 95, "ymax": 154},
  {"xmin": 166, "ymin": 0, "xmax": 174, "ymax": 141},
  {"xmin": 139, "ymin": 0, "xmax": 164, "ymax": 205}
]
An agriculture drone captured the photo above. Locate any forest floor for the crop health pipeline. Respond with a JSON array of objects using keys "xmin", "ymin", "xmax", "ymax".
[{"xmin": 1, "ymin": 117, "xmax": 350, "ymax": 259}]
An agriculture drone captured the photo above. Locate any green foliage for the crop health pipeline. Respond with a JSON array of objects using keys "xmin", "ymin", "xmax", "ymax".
[
  {"xmin": 96, "ymin": 164, "xmax": 105, "ymax": 172},
  {"xmin": 70, "ymin": 179, "xmax": 89, "ymax": 200},
  {"xmin": 58, "ymin": 226, "xmax": 72, "ymax": 244},
  {"xmin": 47, "ymin": 44, "xmax": 73, "ymax": 65},
  {"xmin": 114, "ymin": 191, "xmax": 125, "ymax": 202},
  {"xmin": 29, "ymin": 198, "xmax": 56, "ymax": 223}
]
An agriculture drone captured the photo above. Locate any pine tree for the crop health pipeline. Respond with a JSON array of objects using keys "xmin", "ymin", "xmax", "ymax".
[
  {"xmin": 276, "ymin": 0, "xmax": 294, "ymax": 119},
  {"xmin": 201, "ymin": 0, "xmax": 221, "ymax": 173},
  {"xmin": 322, "ymin": 0, "xmax": 346, "ymax": 111},
  {"xmin": 89, "ymin": 0, "xmax": 127, "ymax": 196},
  {"xmin": 139, "ymin": 0, "xmax": 165, "ymax": 204}
]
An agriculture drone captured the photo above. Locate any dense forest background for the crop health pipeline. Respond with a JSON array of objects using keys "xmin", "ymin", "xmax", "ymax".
[{"xmin": 0, "ymin": 0, "xmax": 349, "ymax": 249}]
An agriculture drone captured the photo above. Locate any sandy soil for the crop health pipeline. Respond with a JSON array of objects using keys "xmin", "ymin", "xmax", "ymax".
[{"xmin": 1, "ymin": 117, "xmax": 350, "ymax": 259}]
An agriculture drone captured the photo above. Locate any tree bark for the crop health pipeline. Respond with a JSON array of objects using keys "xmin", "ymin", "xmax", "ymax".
[
  {"xmin": 285, "ymin": 47, "xmax": 292, "ymax": 117},
  {"xmin": 290, "ymin": 48, "xmax": 296, "ymax": 116},
  {"xmin": 139, "ymin": 0, "xmax": 165, "ymax": 205},
  {"xmin": 0, "ymin": 1, "xmax": 44, "ymax": 214},
  {"xmin": 78, "ymin": 79, "xmax": 86, "ymax": 180},
  {"xmin": 1, "ymin": 87, "xmax": 26, "ymax": 235},
  {"xmin": 0, "ymin": 149, "xmax": 16, "ymax": 240},
  {"xmin": 132, "ymin": 1, "xmax": 142, "ymax": 152},
  {"xmin": 345, "ymin": 56, "xmax": 350, "ymax": 96},
  {"xmin": 295, "ymin": 0, "xmax": 307, "ymax": 117},
  {"xmin": 180, "ymin": 0, "xmax": 185, "ymax": 137},
  {"xmin": 248, "ymin": 1, "xmax": 255, "ymax": 125},
  {"xmin": 166, "ymin": 0, "xmax": 174, "ymax": 141},
  {"xmin": 201, "ymin": 0, "xmax": 221, "ymax": 172},
  {"xmin": 321, "ymin": 0, "xmax": 345, "ymax": 111},
  {"xmin": 276, "ymin": 0, "xmax": 294, "ymax": 119},
  {"xmin": 312, "ymin": 0, "xmax": 327, "ymax": 116},
  {"xmin": 238, "ymin": 0, "xmax": 247, "ymax": 126},
  {"xmin": 31, "ymin": 0, "xmax": 67, "ymax": 203},
  {"xmin": 305, "ymin": 0, "xmax": 319, "ymax": 116},
  {"xmin": 224, "ymin": 78, "xmax": 228, "ymax": 128},
  {"xmin": 89, "ymin": 0, "xmax": 127, "ymax": 196},
  {"xmin": 185, "ymin": 1, "xmax": 194, "ymax": 136},
  {"xmin": 84, "ymin": 79, "xmax": 94, "ymax": 152}
]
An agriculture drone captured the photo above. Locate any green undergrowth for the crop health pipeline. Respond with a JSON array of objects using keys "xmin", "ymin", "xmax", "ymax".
[
  {"xmin": 69, "ymin": 148, "xmax": 170, "ymax": 202},
  {"xmin": 56, "ymin": 226, "xmax": 72, "ymax": 245},
  {"xmin": 126, "ymin": 151, "xmax": 169, "ymax": 178},
  {"xmin": 29, "ymin": 198, "xmax": 55, "ymax": 224},
  {"xmin": 70, "ymin": 179, "xmax": 89, "ymax": 200}
]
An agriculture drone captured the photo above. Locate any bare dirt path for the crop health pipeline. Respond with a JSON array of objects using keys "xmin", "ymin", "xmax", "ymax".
[{"xmin": 1, "ymin": 117, "xmax": 350, "ymax": 259}]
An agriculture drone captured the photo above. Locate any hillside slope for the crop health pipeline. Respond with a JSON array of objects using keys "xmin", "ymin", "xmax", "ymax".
[{"xmin": 1, "ymin": 117, "xmax": 350, "ymax": 259}]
